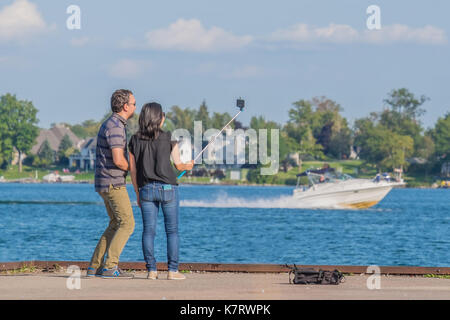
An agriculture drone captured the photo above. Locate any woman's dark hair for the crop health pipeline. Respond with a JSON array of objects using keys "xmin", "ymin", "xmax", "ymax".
[{"xmin": 137, "ymin": 102, "xmax": 165, "ymax": 140}]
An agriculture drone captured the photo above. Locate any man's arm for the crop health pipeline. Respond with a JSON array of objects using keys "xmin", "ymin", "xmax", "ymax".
[
  {"xmin": 111, "ymin": 148, "xmax": 129, "ymax": 171},
  {"xmin": 106, "ymin": 126, "xmax": 129, "ymax": 171}
]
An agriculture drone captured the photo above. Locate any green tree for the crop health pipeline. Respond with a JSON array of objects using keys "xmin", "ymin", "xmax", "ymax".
[
  {"xmin": 328, "ymin": 124, "xmax": 352, "ymax": 159},
  {"xmin": 311, "ymin": 96, "xmax": 352, "ymax": 158},
  {"xmin": 166, "ymin": 105, "xmax": 196, "ymax": 134},
  {"xmin": 383, "ymin": 88, "xmax": 428, "ymax": 121},
  {"xmin": 354, "ymin": 88, "xmax": 432, "ymax": 172},
  {"xmin": 284, "ymin": 99, "xmax": 323, "ymax": 159},
  {"xmin": 354, "ymin": 117, "xmax": 414, "ymax": 171},
  {"xmin": 58, "ymin": 134, "xmax": 73, "ymax": 153},
  {"xmin": 246, "ymin": 165, "xmax": 279, "ymax": 184},
  {"xmin": 0, "ymin": 135, "xmax": 13, "ymax": 169},
  {"xmin": 162, "ymin": 117, "xmax": 175, "ymax": 132},
  {"xmin": 380, "ymin": 88, "xmax": 429, "ymax": 156},
  {"xmin": 283, "ymin": 97, "xmax": 353, "ymax": 159},
  {"xmin": 430, "ymin": 113, "xmax": 450, "ymax": 158},
  {"xmin": 58, "ymin": 134, "xmax": 73, "ymax": 165},
  {"xmin": 415, "ymin": 134, "xmax": 435, "ymax": 160},
  {"xmin": 353, "ymin": 118, "xmax": 386, "ymax": 166},
  {"xmin": 196, "ymin": 100, "xmax": 211, "ymax": 132},
  {"xmin": 68, "ymin": 119, "xmax": 102, "ymax": 139},
  {"xmin": 379, "ymin": 134, "xmax": 414, "ymax": 170},
  {"xmin": 279, "ymin": 131, "xmax": 300, "ymax": 163},
  {"xmin": 69, "ymin": 124, "xmax": 89, "ymax": 139},
  {"xmin": 0, "ymin": 93, "xmax": 39, "ymax": 172},
  {"xmin": 36, "ymin": 140, "xmax": 54, "ymax": 168},
  {"xmin": 210, "ymin": 112, "xmax": 233, "ymax": 131}
]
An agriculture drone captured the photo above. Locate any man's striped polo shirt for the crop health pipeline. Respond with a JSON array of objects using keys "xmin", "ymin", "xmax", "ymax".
[{"xmin": 95, "ymin": 113, "xmax": 128, "ymax": 192}]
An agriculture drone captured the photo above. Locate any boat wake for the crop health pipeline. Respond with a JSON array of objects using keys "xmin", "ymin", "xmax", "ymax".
[{"xmin": 180, "ymin": 194, "xmax": 345, "ymax": 209}]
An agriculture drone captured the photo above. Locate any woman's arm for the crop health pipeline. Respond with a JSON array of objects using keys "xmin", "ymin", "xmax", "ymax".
[
  {"xmin": 128, "ymin": 151, "xmax": 140, "ymax": 207},
  {"xmin": 170, "ymin": 142, "xmax": 194, "ymax": 171}
]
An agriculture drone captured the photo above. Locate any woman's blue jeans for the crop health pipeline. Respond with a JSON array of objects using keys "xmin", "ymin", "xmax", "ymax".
[{"xmin": 139, "ymin": 181, "xmax": 179, "ymax": 272}]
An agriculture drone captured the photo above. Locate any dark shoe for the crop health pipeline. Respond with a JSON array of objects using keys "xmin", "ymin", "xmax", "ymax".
[
  {"xmin": 101, "ymin": 266, "xmax": 134, "ymax": 279},
  {"xmin": 86, "ymin": 266, "xmax": 103, "ymax": 277}
]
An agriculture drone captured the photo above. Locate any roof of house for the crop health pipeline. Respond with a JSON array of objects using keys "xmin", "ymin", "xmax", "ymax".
[
  {"xmin": 30, "ymin": 124, "xmax": 83, "ymax": 154},
  {"xmin": 80, "ymin": 136, "xmax": 97, "ymax": 151}
]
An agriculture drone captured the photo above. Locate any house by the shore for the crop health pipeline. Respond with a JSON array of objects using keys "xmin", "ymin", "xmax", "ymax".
[
  {"xmin": 69, "ymin": 137, "xmax": 96, "ymax": 170},
  {"xmin": 12, "ymin": 124, "xmax": 83, "ymax": 165}
]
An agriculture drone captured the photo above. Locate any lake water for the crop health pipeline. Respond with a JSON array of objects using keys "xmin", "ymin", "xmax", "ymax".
[{"xmin": 0, "ymin": 183, "xmax": 448, "ymax": 267}]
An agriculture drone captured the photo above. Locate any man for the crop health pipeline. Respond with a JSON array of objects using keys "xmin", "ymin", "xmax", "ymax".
[{"xmin": 87, "ymin": 89, "xmax": 137, "ymax": 278}]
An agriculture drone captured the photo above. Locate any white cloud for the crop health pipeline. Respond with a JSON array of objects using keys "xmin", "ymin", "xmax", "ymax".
[
  {"xmin": 70, "ymin": 36, "xmax": 90, "ymax": 47},
  {"xmin": 143, "ymin": 19, "xmax": 253, "ymax": 52},
  {"xmin": 268, "ymin": 23, "xmax": 447, "ymax": 45},
  {"xmin": 269, "ymin": 23, "xmax": 359, "ymax": 44},
  {"xmin": 108, "ymin": 59, "xmax": 152, "ymax": 79},
  {"xmin": 0, "ymin": 0, "xmax": 49, "ymax": 43},
  {"xmin": 315, "ymin": 24, "xmax": 360, "ymax": 43},
  {"xmin": 363, "ymin": 24, "xmax": 447, "ymax": 45}
]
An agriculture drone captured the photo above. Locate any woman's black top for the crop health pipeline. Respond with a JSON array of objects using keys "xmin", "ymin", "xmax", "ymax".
[{"xmin": 128, "ymin": 130, "xmax": 178, "ymax": 188}]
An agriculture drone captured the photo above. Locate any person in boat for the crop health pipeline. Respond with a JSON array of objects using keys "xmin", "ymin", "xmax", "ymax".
[
  {"xmin": 374, "ymin": 173, "xmax": 381, "ymax": 183},
  {"xmin": 297, "ymin": 166, "xmax": 335, "ymax": 180}
]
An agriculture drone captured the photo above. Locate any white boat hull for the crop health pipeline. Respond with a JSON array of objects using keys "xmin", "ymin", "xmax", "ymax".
[{"xmin": 293, "ymin": 179, "xmax": 403, "ymax": 209}]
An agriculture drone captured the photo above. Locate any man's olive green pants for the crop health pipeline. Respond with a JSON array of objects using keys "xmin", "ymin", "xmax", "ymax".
[{"xmin": 89, "ymin": 185, "xmax": 135, "ymax": 270}]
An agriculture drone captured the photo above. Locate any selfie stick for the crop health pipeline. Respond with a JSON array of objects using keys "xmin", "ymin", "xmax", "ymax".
[{"xmin": 177, "ymin": 98, "xmax": 245, "ymax": 179}]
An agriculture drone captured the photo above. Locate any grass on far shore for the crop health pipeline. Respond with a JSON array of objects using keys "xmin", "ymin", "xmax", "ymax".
[
  {"xmin": 0, "ymin": 164, "xmax": 92, "ymax": 181},
  {"xmin": 0, "ymin": 160, "xmax": 438, "ymax": 187}
]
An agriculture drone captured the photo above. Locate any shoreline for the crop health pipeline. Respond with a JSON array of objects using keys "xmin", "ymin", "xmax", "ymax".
[{"xmin": 0, "ymin": 179, "xmax": 441, "ymax": 188}]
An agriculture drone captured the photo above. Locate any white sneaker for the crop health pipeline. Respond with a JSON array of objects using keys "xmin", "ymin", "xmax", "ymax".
[
  {"xmin": 167, "ymin": 271, "xmax": 186, "ymax": 280},
  {"xmin": 147, "ymin": 271, "xmax": 158, "ymax": 280}
]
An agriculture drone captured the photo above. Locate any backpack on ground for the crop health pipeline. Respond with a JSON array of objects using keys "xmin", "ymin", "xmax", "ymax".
[{"xmin": 286, "ymin": 264, "xmax": 345, "ymax": 285}]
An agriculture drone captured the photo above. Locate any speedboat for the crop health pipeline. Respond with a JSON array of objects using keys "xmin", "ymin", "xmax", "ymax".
[{"xmin": 293, "ymin": 168, "xmax": 405, "ymax": 209}]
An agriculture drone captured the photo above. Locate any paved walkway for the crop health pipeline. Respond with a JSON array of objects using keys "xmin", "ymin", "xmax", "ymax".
[{"xmin": 1, "ymin": 271, "xmax": 449, "ymax": 300}]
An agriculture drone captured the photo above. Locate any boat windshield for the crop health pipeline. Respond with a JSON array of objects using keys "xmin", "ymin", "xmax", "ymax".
[{"xmin": 307, "ymin": 172, "xmax": 353, "ymax": 185}]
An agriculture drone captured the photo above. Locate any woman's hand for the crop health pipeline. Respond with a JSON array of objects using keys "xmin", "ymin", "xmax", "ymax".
[
  {"xmin": 129, "ymin": 151, "xmax": 140, "ymax": 207},
  {"xmin": 185, "ymin": 160, "xmax": 195, "ymax": 171},
  {"xmin": 171, "ymin": 144, "xmax": 195, "ymax": 171},
  {"xmin": 136, "ymin": 193, "xmax": 141, "ymax": 208}
]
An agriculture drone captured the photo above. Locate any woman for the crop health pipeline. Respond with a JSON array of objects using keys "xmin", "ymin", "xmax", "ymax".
[{"xmin": 128, "ymin": 102, "xmax": 194, "ymax": 280}]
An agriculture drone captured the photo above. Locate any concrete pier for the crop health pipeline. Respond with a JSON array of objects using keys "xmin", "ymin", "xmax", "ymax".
[{"xmin": 1, "ymin": 261, "xmax": 449, "ymax": 300}]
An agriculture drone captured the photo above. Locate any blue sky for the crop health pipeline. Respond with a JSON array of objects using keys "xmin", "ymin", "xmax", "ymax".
[{"xmin": 0, "ymin": 0, "xmax": 449, "ymax": 129}]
